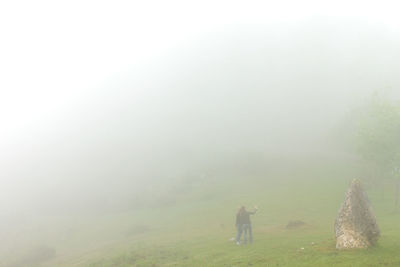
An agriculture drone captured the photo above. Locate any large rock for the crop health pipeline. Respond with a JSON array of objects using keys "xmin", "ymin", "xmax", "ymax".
[{"xmin": 334, "ymin": 179, "xmax": 380, "ymax": 249}]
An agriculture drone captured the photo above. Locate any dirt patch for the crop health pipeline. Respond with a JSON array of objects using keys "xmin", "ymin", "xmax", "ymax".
[{"xmin": 286, "ymin": 220, "xmax": 306, "ymax": 229}]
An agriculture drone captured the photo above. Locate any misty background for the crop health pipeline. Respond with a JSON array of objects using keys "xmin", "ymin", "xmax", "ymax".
[{"xmin": 1, "ymin": 1, "xmax": 400, "ymax": 264}]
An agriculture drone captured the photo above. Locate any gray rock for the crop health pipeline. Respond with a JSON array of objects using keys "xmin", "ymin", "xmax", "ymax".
[{"xmin": 334, "ymin": 179, "xmax": 380, "ymax": 249}]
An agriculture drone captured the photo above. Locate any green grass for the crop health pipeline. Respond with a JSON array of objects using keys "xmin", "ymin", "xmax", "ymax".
[{"xmin": 33, "ymin": 158, "xmax": 400, "ymax": 266}]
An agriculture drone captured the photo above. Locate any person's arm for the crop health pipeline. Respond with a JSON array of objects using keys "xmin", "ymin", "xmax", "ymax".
[
  {"xmin": 248, "ymin": 206, "xmax": 258, "ymax": 215},
  {"xmin": 236, "ymin": 214, "xmax": 239, "ymax": 226}
]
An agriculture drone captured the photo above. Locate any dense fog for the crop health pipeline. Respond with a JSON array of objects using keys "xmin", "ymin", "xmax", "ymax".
[{"xmin": 1, "ymin": 1, "xmax": 400, "ymax": 265}]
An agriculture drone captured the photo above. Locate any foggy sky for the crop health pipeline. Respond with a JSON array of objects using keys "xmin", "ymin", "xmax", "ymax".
[{"xmin": 1, "ymin": 1, "xmax": 400, "ymax": 214}]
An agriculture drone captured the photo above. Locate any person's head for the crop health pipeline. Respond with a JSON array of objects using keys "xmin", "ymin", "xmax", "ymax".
[{"xmin": 238, "ymin": 206, "xmax": 246, "ymax": 215}]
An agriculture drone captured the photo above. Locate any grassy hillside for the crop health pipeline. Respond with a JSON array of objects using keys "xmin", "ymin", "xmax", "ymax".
[{"xmin": 6, "ymin": 157, "xmax": 400, "ymax": 266}]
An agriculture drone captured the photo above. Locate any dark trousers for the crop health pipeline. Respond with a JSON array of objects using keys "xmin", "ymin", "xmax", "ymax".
[{"xmin": 236, "ymin": 224, "xmax": 253, "ymax": 244}]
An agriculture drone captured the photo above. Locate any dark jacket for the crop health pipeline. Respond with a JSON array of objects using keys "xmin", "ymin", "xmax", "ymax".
[{"xmin": 236, "ymin": 210, "xmax": 257, "ymax": 226}]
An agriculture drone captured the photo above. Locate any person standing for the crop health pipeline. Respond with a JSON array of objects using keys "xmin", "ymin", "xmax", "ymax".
[{"xmin": 235, "ymin": 205, "xmax": 258, "ymax": 245}]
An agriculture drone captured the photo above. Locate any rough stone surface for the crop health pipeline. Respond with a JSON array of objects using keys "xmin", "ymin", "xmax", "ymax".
[{"xmin": 334, "ymin": 179, "xmax": 380, "ymax": 249}]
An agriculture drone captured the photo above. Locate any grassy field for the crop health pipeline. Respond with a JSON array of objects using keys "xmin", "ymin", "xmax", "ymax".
[{"xmin": 6, "ymin": 157, "xmax": 400, "ymax": 266}]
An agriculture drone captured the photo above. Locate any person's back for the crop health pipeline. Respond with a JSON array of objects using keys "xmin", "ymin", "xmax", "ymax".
[
  {"xmin": 241, "ymin": 211, "xmax": 253, "ymax": 224},
  {"xmin": 236, "ymin": 211, "xmax": 245, "ymax": 225}
]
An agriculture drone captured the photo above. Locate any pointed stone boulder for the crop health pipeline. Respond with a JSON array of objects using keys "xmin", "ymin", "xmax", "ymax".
[{"xmin": 334, "ymin": 179, "xmax": 380, "ymax": 249}]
